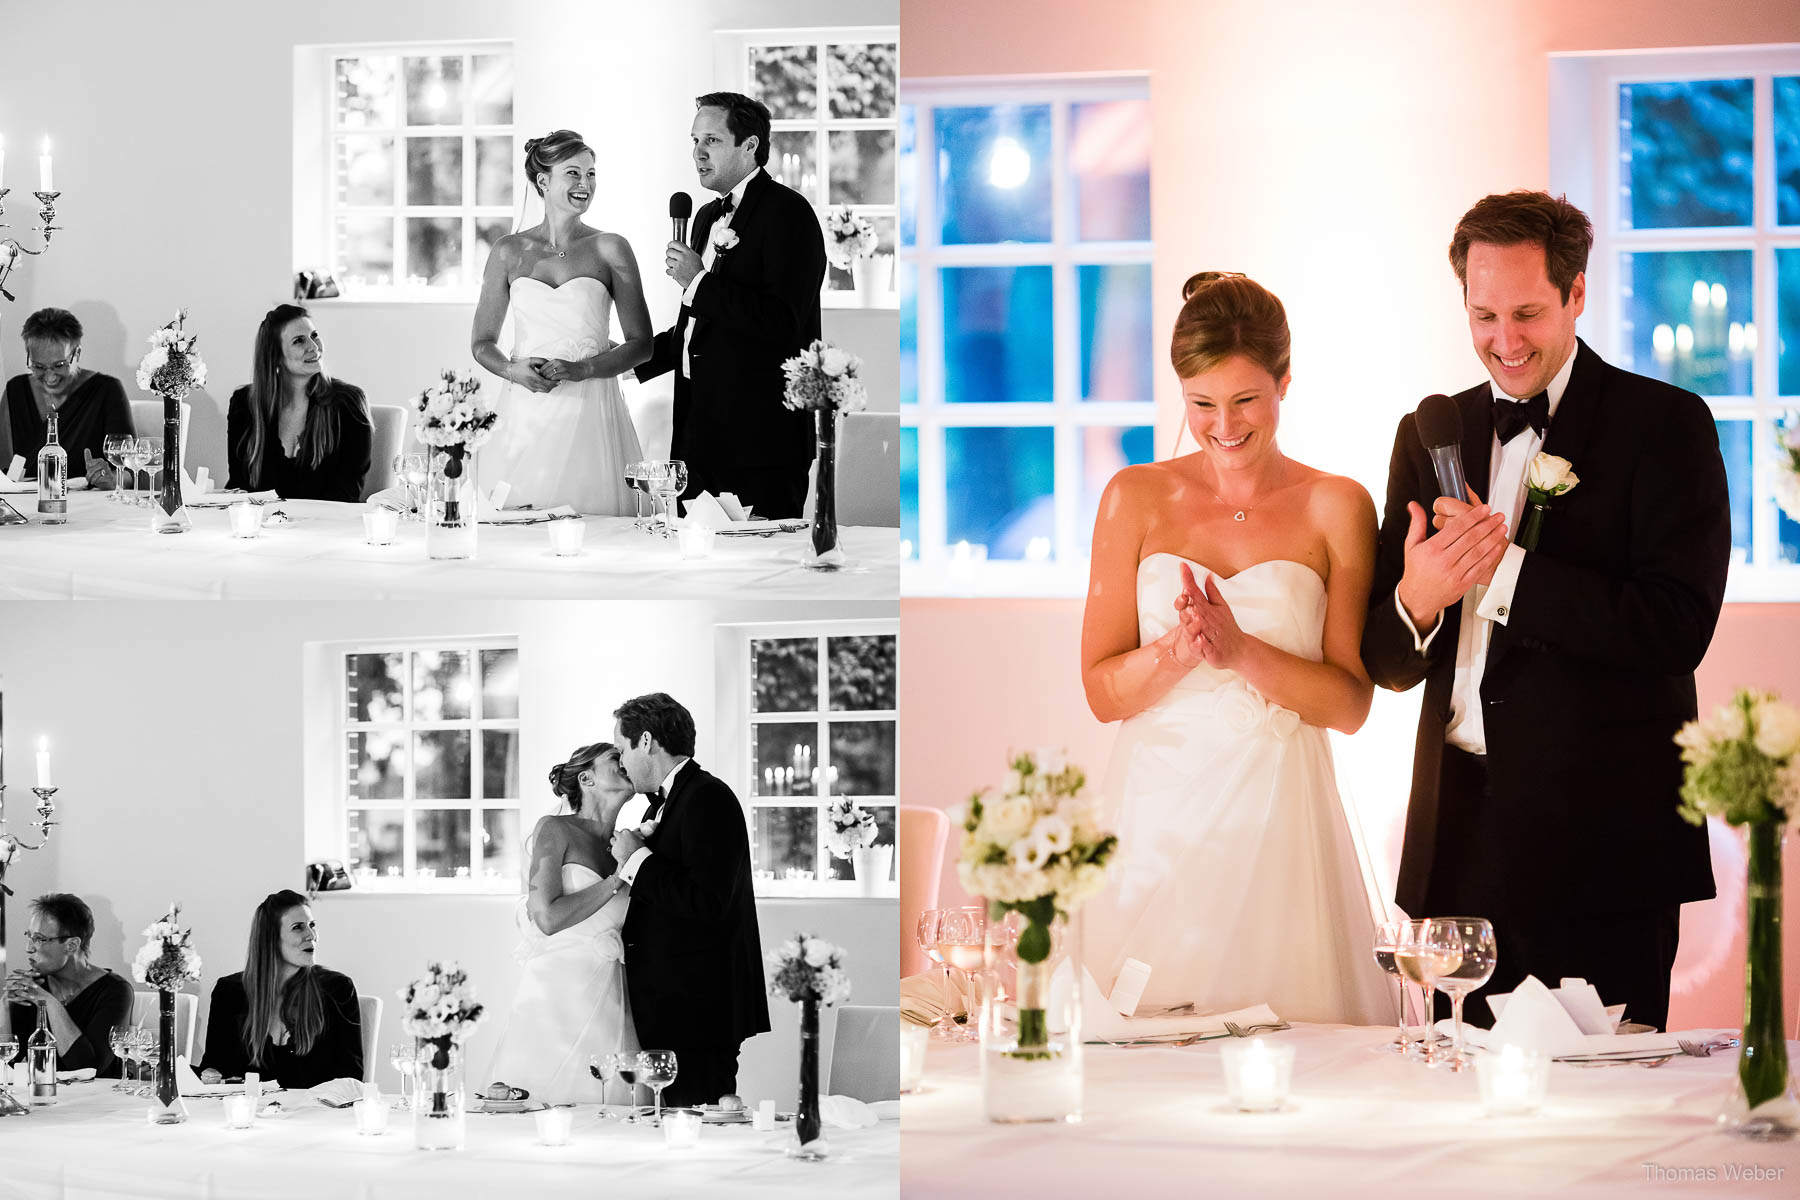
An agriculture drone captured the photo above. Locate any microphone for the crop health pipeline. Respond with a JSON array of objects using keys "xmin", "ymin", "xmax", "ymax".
[
  {"xmin": 669, "ymin": 192, "xmax": 693, "ymax": 246},
  {"xmin": 1415, "ymin": 393, "xmax": 1471, "ymax": 503}
]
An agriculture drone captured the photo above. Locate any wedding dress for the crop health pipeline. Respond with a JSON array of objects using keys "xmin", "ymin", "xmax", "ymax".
[
  {"xmin": 485, "ymin": 863, "xmax": 638, "ymax": 1103},
  {"xmin": 1081, "ymin": 554, "xmax": 1392, "ymax": 1025},
  {"xmin": 481, "ymin": 276, "xmax": 643, "ymax": 515}
]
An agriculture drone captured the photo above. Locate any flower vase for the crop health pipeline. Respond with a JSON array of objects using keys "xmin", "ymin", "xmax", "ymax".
[
  {"xmin": 851, "ymin": 845, "xmax": 892, "ymax": 896},
  {"xmin": 805, "ymin": 408, "xmax": 843, "ymax": 569},
  {"xmin": 852, "ymin": 254, "xmax": 890, "ymax": 306},
  {"xmin": 148, "ymin": 989, "xmax": 187, "ymax": 1124},
  {"xmin": 413, "ymin": 1039, "xmax": 466, "ymax": 1150},
  {"xmin": 1720, "ymin": 822, "xmax": 1798, "ymax": 1139},
  {"xmin": 426, "ymin": 446, "xmax": 478, "ymax": 560},
  {"xmin": 150, "ymin": 392, "xmax": 190, "ymax": 535},
  {"xmin": 980, "ymin": 909, "xmax": 1082, "ymax": 1123},
  {"xmin": 789, "ymin": 997, "xmax": 827, "ymax": 1160}
]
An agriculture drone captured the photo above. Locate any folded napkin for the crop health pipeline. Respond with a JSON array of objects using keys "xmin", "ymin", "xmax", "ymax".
[
  {"xmin": 174, "ymin": 1054, "xmax": 281, "ymax": 1096},
  {"xmin": 306, "ymin": 1078, "xmax": 366, "ymax": 1108},
  {"xmin": 0, "ymin": 477, "xmax": 88, "ymax": 493},
  {"xmin": 900, "ymin": 970, "xmax": 977, "ymax": 1029},
  {"xmin": 479, "ymin": 504, "xmax": 579, "ymax": 526},
  {"xmin": 821, "ymin": 1094, "xmax": 879, "ymax": 1129},
  {"xmin": 684, "ymin": 491, "xmax": 756, "ymax": 528},
  {"xmin": 186, "ymin": 489, "xmax": 280, "ymax": 509},
  {"xmin": 1439, "ymin": 975, "xmax": 1679, "ymax": 1059},
  {"xmin": 58, "ymin": 1067, "xmax": 96, "ymax": 1084},
  {"xmin": 1072, "ymin": 964, "xmax": 1279, "ymax": 1042}
]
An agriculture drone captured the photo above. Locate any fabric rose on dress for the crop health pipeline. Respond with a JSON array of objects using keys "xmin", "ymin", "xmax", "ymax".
[
  {"xmin": 1215, "ymin": 683, "xmax": 1266, "ymax": 735},
  {"xmin": 1268, "ymin": 706, "xmax": 1301, "ymax": 740}
]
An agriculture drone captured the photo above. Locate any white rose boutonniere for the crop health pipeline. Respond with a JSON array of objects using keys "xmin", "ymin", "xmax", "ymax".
[
  {"xmin": 1519, "ymin": 452, "xmax": 1579, "ymax": 551},
  {"xmin": 710, "ymin": 224, "xmax": 739, "ymax": 253}
]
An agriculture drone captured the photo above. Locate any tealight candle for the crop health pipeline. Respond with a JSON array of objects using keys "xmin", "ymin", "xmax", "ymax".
[
  {"xmin": 1474, "ymin": 1044, "xmax": 1549, "ymax": 1116},
  {"xmin": 362, "ymin": 507, "xmax": 399, "ymax": 546},
  {"xmin": 1221, "ymin": 1038, "xmax": 1294, "ymax": 1113},
  {"xmin": 35, "ymin": 737, "xmax": 50, "ymax": 788},
  {"xmin": 535, "ymin": 1105, "xmax": 574, "ymax": 1146},
  {"xmin": 677, "ymin": 521, "xmax": 716, "ymax": 559},
  {"xmin": 663, "ymin": 1107, "xmax": 702, "ymax": 1148},
  {"xmin": 222, "ymin": 1094, "xmax": 257, "ymax": 1129},
  {"xmin": 547, "ymin": 517, "xmax": 586, "ymax": 556},
  {"xmin": 229, "ymin": 501, "xmax": 262, "ymax": 539},
  {"xmin": 246, "ymin": 1072, "xmax": 262, "ymax": 1107},
  {"xmin": 753, "ymin": 1098, "xmax": 776, "ymax": 1131},
  {"xmin": 353, "ymin": 1097, "xmax": 389, "ymax": 1135},
  {"xmin": 901, "ymin": 1020, "xmax": 928, "ymax": 1092}
]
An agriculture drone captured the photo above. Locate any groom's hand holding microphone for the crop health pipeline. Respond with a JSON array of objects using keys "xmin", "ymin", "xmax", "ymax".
[{"xmin": 1396, "ymin": 394, "xmax": 1511, "ymax": 632}]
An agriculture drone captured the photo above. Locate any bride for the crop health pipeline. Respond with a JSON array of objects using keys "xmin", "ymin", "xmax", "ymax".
[
  {"xmin": 472, "ymin": 130, "xmax": 650, "ymax": 515},
  {"xmin": 486, "ymin": 742, "xmax": 640, "ymax": 1103},
  {"xmin": 1078, "ymin": 271, "xmax": 1390, "ymax": 1025}
]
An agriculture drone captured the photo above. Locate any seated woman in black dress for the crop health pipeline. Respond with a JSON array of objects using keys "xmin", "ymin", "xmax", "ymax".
[
  {"xmin": 226, "ymin": 304, "xmax": 372, "ymax": 502},
  {"xmin": 2, "ymin": 893, "xmax": 134, "ymax": 1077},
  {"xmin": 4, "ymin": 308, "xmax": 134, "ymax": 486},
  {"xmin": 198, "ymin": 889, "xmax": 363, "ymax": 1088}
]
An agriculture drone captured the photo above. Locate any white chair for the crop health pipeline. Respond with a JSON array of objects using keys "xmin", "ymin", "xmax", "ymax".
[
  {"xmin": 131, "ymin": 990, "xmax": 197, "ymax": 1064},
  {"xmin": 826, "ymin": 1005, "xmax": 900, "ymax": 1101},
  {"xmin": 835, "ymin": 411, "xmax": 900, "ymax": 527},
  {"xmin": 362, "ymin": 405, "xmax": 409, "ymax": 500},
  {"xmin": 357, "ymin": 994, "xmax": 382, "ymax": 1083},
  {"xmin": 129, "ymin": 398, "xmax": 192, "ymax": 465}
]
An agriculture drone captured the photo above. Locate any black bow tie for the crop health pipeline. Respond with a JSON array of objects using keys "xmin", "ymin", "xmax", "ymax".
[
  {"xmin": 643, "ymin": 787, "xmax": 667, "ymax": 820},
  {"xmin": 1494, "ymin": 391, "xmax": 1549, "ymax": 443},
  {"xmin": 718, "ymin": 193, "xmax": 734, "ymax": 216}
]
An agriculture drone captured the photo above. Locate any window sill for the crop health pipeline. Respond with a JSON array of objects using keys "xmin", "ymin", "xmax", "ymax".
[
  {"xmin": 1724, "ymin": 563, "xmax": 1800, "ymax": 604},
  {"xmin": 754, "ymin": 885, "xmax": 899, "ymax": 901},
  {"xmin": 310, "ymin": 883, "xmax": 520, "ymax": 898},
  {"xmin": 822, "ymin": 292, "xmax": 897, "ymax": 312},
  {"xmin": 304, "ymin": 293, "xmax": 480, "ymax": 308}
]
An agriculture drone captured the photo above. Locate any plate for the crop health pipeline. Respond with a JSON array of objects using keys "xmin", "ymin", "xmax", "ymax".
[
  {"xmin": 471, "ymin": 1098, "xmax": 544, "ymax": 1114},
  {"xmin": 697, "ymin": 1107, "xmax": 752, "ymax": 1124}
]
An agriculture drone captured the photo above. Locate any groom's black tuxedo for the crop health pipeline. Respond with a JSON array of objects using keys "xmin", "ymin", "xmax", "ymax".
[
  {"xmin": 622, "ymin": 760, "xmax": 769, "ymax": 1105},
  {"xmin": 639, "ymin": 169, "xmax": 826, "ymax": 519},
  {"xmin": 1361, "ymin": 340, "xmax": 1729, "ymax": 1028}
]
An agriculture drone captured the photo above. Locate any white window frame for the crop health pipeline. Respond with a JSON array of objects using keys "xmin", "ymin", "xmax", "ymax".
[
  {"xmin": 295, "ymin": 40, "xmax": 515, "ymax": 305},
  {"xmin": 336, "ymin": 637, "xmax": 522, "ymax": 895},
  {"xmin": 1552, "ymin": 44, "xmax": 1800, "ymax": 602},
  {"xmin": 900, "ymin": 74, "xmax": 1154, "ymax": 598},
  {"xmin": 714, "ymin": 26, "xmax": 900, "ymax": 309},
  {"xmin": 716, "ymin": 619, "xmax": 898, "ymax": 900}
]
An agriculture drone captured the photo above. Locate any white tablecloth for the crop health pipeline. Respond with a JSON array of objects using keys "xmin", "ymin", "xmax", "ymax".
[
  {"xmin": 0, "ymin": 495, "xmax": 897, "ymax": 600},
  {"xmin": 903, "ymin": 1026, "xmax": 1800, "ymax": 1198},
  {"xmin": 4, "ymin": 1085, "xmax": 898, "ymax": 1199}
]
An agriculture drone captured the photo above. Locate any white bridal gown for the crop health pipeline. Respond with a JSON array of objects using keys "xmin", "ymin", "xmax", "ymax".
[
  {"xmin": 1081, "ymin": 554, "xmax": 1392, "ymax": 1025},
  {"xmin": 482, "ymin": 276, "xmax": 643, "ymax": 516},
  {"xmin": 486, "ymin": 863, "xmax": 639, "ymax": 1103}
]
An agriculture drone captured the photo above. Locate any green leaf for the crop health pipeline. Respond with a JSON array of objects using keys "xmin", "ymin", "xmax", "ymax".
[{"xmin": 1017, "ymin": 919, "xmax": 1051, "ymax": 963}]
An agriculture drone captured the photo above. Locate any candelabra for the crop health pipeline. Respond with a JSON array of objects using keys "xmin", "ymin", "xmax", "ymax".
[
  {"xmin": 0, "ymin": 783, "xmax": 59, "ymax": 1117},
  {"xmin": 0, "ymin": 189, "xmax": 62, "ymax": 303}
]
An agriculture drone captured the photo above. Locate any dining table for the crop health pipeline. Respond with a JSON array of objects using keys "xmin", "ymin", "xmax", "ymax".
[
  {"xmin": 0, "ymin": 492, "xmax": 897, "ymax": 600},
  {"xmin": 0, "ymin": 1083, "xmax": 900, "ymax": 1199},
  {"xmin": 902, "ymin": 1024, "xmax": 1800, "ymax": 1198}
]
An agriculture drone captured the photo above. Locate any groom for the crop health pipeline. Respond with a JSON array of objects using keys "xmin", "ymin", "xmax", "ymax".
[
  {"xmin": 1361, "ymin": 191, "xmax": 1731, "ymax": 1031},
  {"xmin": 637, "ymin": 91, "xmax": 827, "ymax": 519},
  {"xmin": 610, "ymin": 692, "xmax": 769, "ymax": 1105}
]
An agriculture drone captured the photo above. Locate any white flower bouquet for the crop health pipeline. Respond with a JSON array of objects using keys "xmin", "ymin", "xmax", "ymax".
[
  {"xmin": 766, "ymin": 933, "xmax": 852, "ymax": 1006},
  {"xmin": 1676, "ymin": 689, "xmax": 1800, "ymax": 828},
  {"xmin": 413, "ymin": 370, "xmax": 499, "ymax": 451},
  {"xmin": 131, "ymin": 904, "xmax": 202, "ymax": 992},
  {"xmin": 825, "ymin": 797, "xmax": 879, "ymax": 858},
  {"xmin": 781, "ymin": 339, "xmax": 868, "ymax": 414},
  {"xmin": 135, "ymin": 310, "xmax": 208, "ymax": 400},
  {"xmin": 398, "ymin": 960, "xmax": 486, "ymax": 1045},
  {"xmin": 1775, "ymin": 418, "xmax": 1800, "ymax": 525},
  {"xmin": 823, "ymin": 206, "xmax": 878, "ymax": 270}
]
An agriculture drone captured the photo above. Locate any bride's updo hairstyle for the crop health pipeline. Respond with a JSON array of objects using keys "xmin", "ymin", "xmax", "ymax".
[
  {"xmin": 548, "ymin": 742, "xmax": 616, "ymax": 809},
  {"xmin": 523, "ymin": 130, "xmax": 593, "ymax": 196},
  {"xmin": 1170, "ymin": 271, "xmax": 1291, "ymax": 383}
]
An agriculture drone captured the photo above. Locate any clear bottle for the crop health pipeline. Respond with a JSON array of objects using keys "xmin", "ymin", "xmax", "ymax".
[
  {"xmin": 28, "ymin": 1002, "xmax": 56, "ymax": 1105},
  {"xmin": 35, "ymin": 406, "xmax": 68, "ymax": 523}
]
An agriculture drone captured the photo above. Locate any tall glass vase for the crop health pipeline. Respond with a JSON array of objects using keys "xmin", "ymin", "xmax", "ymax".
[
  {"xmin": 789, "ymin": 997, "xmax": 827, "ymax": 1160},
  {"xmin": 148, "ymin": 989, "xmax": 187, "ymax": 1124},
  {"xmin": 426, "ymin": 445, "xmax": 478, "ymax": 560},
  {"xmin": 980, "ymin": 908, "xmax": 1082, "ymax": 1123},
  {"xmin": 413, "ymin": 1039, "xmax": 466, "ymax": 1150},
  {"xmin": 805, "ymin": 408, "xmax": 843, "ymax": 568},
  {"xmin": 150, "ymin": 392, "xmax": 190, "ymax": 534},
  {"xmin": 1720, "ymin": 821, "xmax": 1797, "ymax": 1139}
]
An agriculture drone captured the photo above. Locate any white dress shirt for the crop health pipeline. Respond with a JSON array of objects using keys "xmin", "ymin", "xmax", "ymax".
[
  {"xmin": 620, "ymin": 758, "xmax": 690, "ymax": 883},
  {"xmin": 1396, "ymin": 345, "xmax": 1577, "ymax": 754},
  {"xmin": 680, "ymin": 168, "xmax": 762, "ymax": 378}
]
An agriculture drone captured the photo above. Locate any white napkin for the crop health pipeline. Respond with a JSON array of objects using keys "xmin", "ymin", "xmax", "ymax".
[
  {"xmin": 6, "ymin": 454, "xmax": 23, "ymax": 481},
  {"xmin": 899, "ymin": 970, "xmax": 977, "ymax": 1028},
  {"xmin": 479, "ymin": 504, "xmax": 578, "ymax": 526},
  {"xmin": 57, "ymin": 1067, "xmax": 96, "ymax": 1083},
  {"xmin": 368, "ymin": 486, "xmax": 409, "ymax": 512},
  {"xmin": 821, "ymin": 1094, "xmax": 878, "ymax": 1129},
  {"xmin": 174, "ymin": 1053, "xmax": 281, "ymax": 1096},
  {"xmin": 185, "ymin": 490, "xmax": 280, "ymax": 509},
  {"xmin": 684, "ymin": 492, "xmax": 732, "ymax": 529},
  {"xmin": 306, "ymin": 1077, "xmax": 365, "ymax": 1107},
  {"xmin": 1071, "ymin": 963, "xmax": 1279, "ymax": 1042},
  {"xmin": 1442, "ymin": 975, "xmax": 1680, "ymax": 1058},
  {"xmin": 0, "ymin": 476, "xmax": 35, "ymax": 493}
]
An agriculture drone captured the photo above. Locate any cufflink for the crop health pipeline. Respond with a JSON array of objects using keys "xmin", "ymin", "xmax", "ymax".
[{"xmin": 1495, "ymin": 605, "xmax": 1508, "ymax": 618}]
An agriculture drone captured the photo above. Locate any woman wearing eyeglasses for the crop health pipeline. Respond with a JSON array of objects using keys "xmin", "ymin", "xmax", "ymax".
[
  {"xmin": 1, "ymin": 893, "xmax": 135, "ymax": 1077},
  {"xmin": 2, "ymin": 308, "xmax": 134, "ymax": 487}
]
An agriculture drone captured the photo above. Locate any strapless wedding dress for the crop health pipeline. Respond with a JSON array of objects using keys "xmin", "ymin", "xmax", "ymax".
[
  {"xmin": 485, "ymin": 863, "xmax": 639, "ymax": 1103},
  {"xmin": 1081, "ymin": 554, "xmax": 1392, "ymax": 1024},
  {"xmin": 482, "ymin": 276, "xmax": 643, "ymax": 516}
]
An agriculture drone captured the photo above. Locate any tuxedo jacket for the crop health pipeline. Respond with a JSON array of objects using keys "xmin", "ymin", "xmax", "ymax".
[
  {"xmin": 639, "ymin": 170, "xmax": 826, "ymax": 490},
  {"xmin": 621, "ymin": 761, "xmax": 771, "ymax": 1050},
  {"xmin": 1361, "ymin": 340, "xmax": 1728, "ymax": 917}
]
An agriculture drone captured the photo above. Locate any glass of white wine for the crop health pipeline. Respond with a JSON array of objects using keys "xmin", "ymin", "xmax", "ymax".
[
  {"xmin": 637, "ymin": 1049, "xmax": 677, "ymax": 1126},
  {"xmin": 1370, "ymin": 920, "xmax": 1409, "ymax": 1054},
  {"xmin": 109, "ymin": 1024, "xmax": 135, "ymax": 1091},
  {"xmin": 1395, "ymin": 919, "xmax": 1461, "ymax": 1066},
  {"xmin": 935, "ymin": 905, "xmax": 986, "ymax": 1044},
  {"xmin": 1428, "ymin": 917, "xmax": 1496, "ymax": 1073},
  {"xmin": 390, "ymin": 1041, "xmax": 417, "ymax": 1108}
]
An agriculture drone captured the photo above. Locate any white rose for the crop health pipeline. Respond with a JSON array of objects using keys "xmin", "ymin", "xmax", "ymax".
[
  {"xmin": 803, "ymin": 939, "xmax": 832, "ymax": 968},
  {"xmin": 1674, "ymin": 718, "xmax": 1715, "ymax": 764},
  {"xmin": 981, "ymin": 794, "xmax": 1036, "ymax": 845},
  {"xmin": 1009, "ymin": 834, "xmax": 1052, "ymax": 872},
  {"xmin": 1752, "ymin": 698, "xmax": 1800, "ymax": 760},
  {"xmin": 1215, "ymin": 683, "xmax": 1266, "ymax": 735},
  {"xmin": 1702, "ymin": 700, "xmax": 1749, "ymax": 745},
  {"xmin": 818, "ymin": 347, "xmax": 850, "ymax": 378},
  {"xmin": 1527, "ymin": 453, "xmax": 1579, "ymax": 495},
  {"xmin": 1036, "ymin": 748, "xmax": 1068, "ymax": 777},
  {"xmin": 1031, "ymin": 814, "xmax": 1073, "ymax": 855}
]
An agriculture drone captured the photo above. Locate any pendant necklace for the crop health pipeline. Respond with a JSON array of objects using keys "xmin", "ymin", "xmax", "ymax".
[{"xmin": 1205, "ymin": 482, "xmax": 1255, "ymax": 522}]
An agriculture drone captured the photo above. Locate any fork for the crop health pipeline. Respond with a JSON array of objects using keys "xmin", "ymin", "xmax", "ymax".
[
  {"xmin": 1223, "ymin": 1020, "xmax": 1291, "ymax": 1038},
  {"xmin": 1677, "ymin": 1035, "xmax": 1740, "ymax": 1057}
]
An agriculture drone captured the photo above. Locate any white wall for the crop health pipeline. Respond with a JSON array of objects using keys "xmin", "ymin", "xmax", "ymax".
[
  {"xmin": 0, "ymin": 597, "xmax": 896, "ymax": 1105},
  {"xmin": 0, "ymin": 0, "xmax": 898, "ymax": 484}
]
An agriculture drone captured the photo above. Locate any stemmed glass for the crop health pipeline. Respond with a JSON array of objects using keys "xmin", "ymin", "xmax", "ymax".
[
  {"xmin": 134, "ymin": 439, "xmax": 163, "ymax": 507},
  {"xmin": 0, "ymin": 1035, "xmax": 17, "ymax": 1110},
  {"xmin": 120, "ymin": 438, "xmax": 147, "ymax": 506},
  {"xmin": 638, "ymin": 1049, "xmax": 677, "ymax": 1126},
  {"xmin": 935, "ymin": 906, "xmax": 986, "ymax": 1043},
  {"xmin": 390, "ymin": 1041, "xmax": 417, "ymax": 1108},
  {"xmin": 110, "ymin": 1024, "xmax": 136, "ymax": 1091},
  {"xmin": 132, "ymin": 1026, "xmax": 158, "ymax": 1095},
  {"xmin": 606, "ymin": 1050, "xmax": 641, "ymax": 1122},
  {"xmin": 1428, "ymin": 917, "xmax": 1496, "ymax": 1073},
  {"xmin": 1395, "ymin": 919, "xmax": 1461, "ymax": 1066},
  {"xmin": 653, "ymin": 460, "xmax": 687, "ymax": 534},
  {"xmin": 399, "ymin": 453, "xmax": 428, "ymax": 519},
  {"xmin": 103, "ymin": 435, "xmax": 131, "ymax": 502},
  {"xmin": 1371, "ymin": 920, "xmax": 1410, "ymax": 1054},
  {"xmin": 624, "ymin": 461, "xmax": 650, "ymax": 527}
]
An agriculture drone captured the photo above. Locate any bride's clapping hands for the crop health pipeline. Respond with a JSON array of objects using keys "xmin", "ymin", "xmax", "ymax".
[{"xmin": 1178, "ymin": 566, "xmax": 1250, "ymax": 670}]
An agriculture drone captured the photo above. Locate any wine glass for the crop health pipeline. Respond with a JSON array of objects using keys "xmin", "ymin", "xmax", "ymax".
[
  {"xmin": 935, "ymin": 906, "xmax": 986, "ymax": 1043},
  {"xmin": 0, "ymin": 1035, "xmax": 17, "ymax": 1108},
  {"xmin": 132, "ymin": 1026, "xmax": 158, "ymax": 1095},
  {"xmin": 1428, "ymin": 917, "xmax": 1496, "ymax": 1073},
  {"xmin": 103, "ymin": 435, "xmax": 131, "ymax": 502},
  {"xmin": 135, "ymin": 439, "xmax": 163, "ymax": 507},
  {"xmin": 400, "ymin": 453, "xmax": 429, "ymax": 519},
  {"xmin": 120, "ymin": 439, "xmax": 146, "ymax": 506},
  {"xmin": 110, "ymin": 1024, "xmax": 136, "ymax": 1091},
  {"xmin": 624, "ymin": 460, "xmax": 648, "ymax": 526},
  {"xmin": 637, "ymin": 1049, "xmax": 677, "ymax": 1126},
  {"xmin": 390, "ymin": 1041, "xmax": 417, "ymax": 1107},
  {"xmin": 1395, "ymin": 919, "xmax": 1461, "ymax": 1067},
  {"xmin": 916, "ymin": 909, "xmax": 954, "ymax": 1039},
  {"xmin": 606, "ymin": 1050, "xmax": 640, "ymax": 1123},
  {"xmin": 1371, "ymin": 920, "xmax": 1409, "ymax": 1054},
  {"xmin": 653, "ymin": 460, "xmax": 688, "ymax": 534}
]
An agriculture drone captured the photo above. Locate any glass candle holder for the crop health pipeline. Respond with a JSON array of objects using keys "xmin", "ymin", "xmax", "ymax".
[
  {"xmin": 753, "ymin": 1099, "xmax": 777, "ymax": 1132},
  {"xmin": 547, "ymin": 517, "xmax": 586, "ymax": 556},
  {"xmin": 221, "ymin": 1094, "xmax": 257, "ymax": 1129},
  {"xmin": 353, "ymin": 1097, "xmax": 390, "ymax": 1135},
  {"xmin": 228, "ymin": 501, "xmax": 262, "ymax": 539},
  {"xmin": 678, "ymin": 521, "xmax": 716, "ymax": 559},
  {"xmin": 663, "ymin": 1107, "xmax": 702, "ymax": 1148},
  {"xmin": 1220, "ymin": 1038, "xmax": 1295, "ymax": 1113},
  {"xmin": 1474, "ymin": 1044, "xmax": 1550, "ymax": 1116},
  {"xmin": 900, "ymin": 1020, "xmax": 928, "ymax": 1093},
  {"xmin": 535, "ymin": 1104, "xmax": 574, "ymax": 1146},
  {"xmin": 363, "ymin": 507, "xmax": 399, "ymax": 546}
]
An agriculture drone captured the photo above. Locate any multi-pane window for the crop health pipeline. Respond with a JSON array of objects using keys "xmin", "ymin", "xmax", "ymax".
[
  {"xmin": 327, "ymin": 45, "xmax": 515, "ymax": 296},
  {"xmin": 1561, "ymin": 49, "xmax": 1800, "ymax": 596},
  {"xmin": 731, "ymin": 29, "xmax": 899, "ymax": 302},
  {"xmin": 900, "ymin": 79, "xmax": 1155, "ymax": 596},
  {"xmin": 745, "ymin": 629, "xmax": 897, "ymax": 894},
  {"xmin": 341, "ymin": 641, "xmax": 521, "ymax": 891}
]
